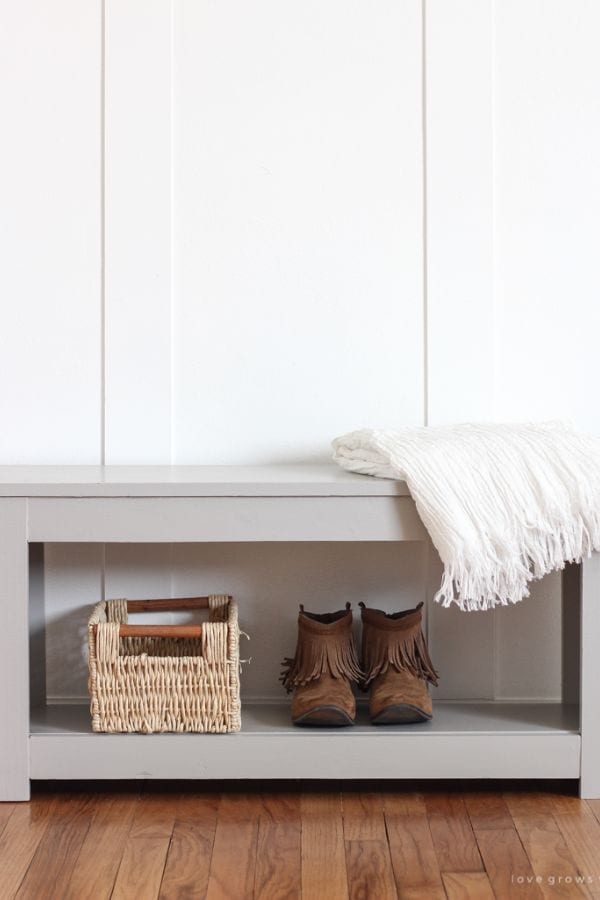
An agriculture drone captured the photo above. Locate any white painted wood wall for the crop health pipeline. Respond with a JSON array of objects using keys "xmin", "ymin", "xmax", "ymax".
[{"xmin": 1, "ymin": 0, "xmax": 599, "ymax": 702}]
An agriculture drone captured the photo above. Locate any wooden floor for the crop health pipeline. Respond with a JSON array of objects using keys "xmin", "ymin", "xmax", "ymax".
[{"xmin": 0, "ymin": 781, "xmax": 599, "ymax": 899}]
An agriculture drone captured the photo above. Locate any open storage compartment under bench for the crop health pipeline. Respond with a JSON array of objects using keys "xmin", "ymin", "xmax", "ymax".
[{"xmin": 0, "ymin": 465, "xmax": 595, "ymax": 800}]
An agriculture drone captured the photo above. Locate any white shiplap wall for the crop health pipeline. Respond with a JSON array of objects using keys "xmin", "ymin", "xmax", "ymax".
[
  {"xmin": 173, "ymin": 0, "xmax": 424, "ymax": 463},
  {"xmin": 0, "ymin": 0, "xmax": 102, "ymax": 465},
  {"xmin": 2, "ymin": 0, "xmax": 599, "ymax": 701}
]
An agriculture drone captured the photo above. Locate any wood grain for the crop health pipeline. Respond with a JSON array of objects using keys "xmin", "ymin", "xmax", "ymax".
[
  {"xmin": 254, "ymin": 793, "xmax": 302, "ymax": 900},
  {"xmin": 301, "ymin": 791, "xmax": 349, "ymax": 900},
  {"xmin": 159, "ymin": 793, "xmax": 220, "ymax": 900},
  {"xmin": 442, "ymin": 871, "xmax": 495, "ymax": 899},
  {"xmin": 345, "ymin": 841, "xmax": 397, "ymax": 900},
  {"xmin": 2, "ymin": 785, "xmax": 599, "ymax": 899},
  {"xmin": 98, "ymin": 624, "xmax": 203, "ymax": 639},
  {"xmin": 127, "ymin": 597, "xmax": 217, "ymax": 611},
  {"xmin": 464, "ymin": 792, "xmax": 514, "ymax": 830},
  {"xmin": 587, "ymin": 799, "xmax": 600, "ymax": 826},
  {"xmin": 385, "ymin": 812, "xmax": 443, "ymax": 895},
  {"xmin": 551, "ymin": 795, "xmax": 600, "ymax": 898},
  {"xmin": 15, "ymin": 794, "xmax": 94, "ymax": 899},
  {"xmin": 342, "ymin": 790, "xmax": 387, "ymax": 841},
  {"xmin": 111, "ymin": 791, "xmax": 177, "ymax": 900},
  {"xmin": 398, "ymin": 888, "xmax": 446, "ymax": 900},
  {"xmin": 64, "ymin": 792, "xmax": 140, "ymax": 900},
  {"xmin": 424, "ymin": 794, "xmax": 483, "ymax": 872},
  {"xmin": 475, "ymin": 827, "xmax": 542, "ymax": 899},
  {"xmin": 205, "ymin": 792, "xmax": 259, "ymax": 900},
  {"xmin": 505, "ymin": 793, "xmax": 587, "ymax": 899},
  {"xmin": 0, "ymin": 804, "xmax": 16, "ymax": 840},
  {"xmin": 0, "ymin": 795, "xmax": 60, "ymax": 898},
  {"xmin": 383, "ymin": 792, "xmax": 427, "ymax": 817}
]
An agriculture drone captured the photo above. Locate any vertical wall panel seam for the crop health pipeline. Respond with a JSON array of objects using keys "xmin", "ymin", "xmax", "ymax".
[
  {"xmin": 490, "ymin": 0, "xmax": 497, "ymax": 421},
  {"xmin": 421, "ymin": 0, "xmax": 429, "ymax": 431},
  {"xmin": 169, "ymin": 0, "xmax": 175, "ymax": 468},
  {"xmin": 422, "ymin": 0, "xmax": 432, "ymax": 649},
  {"xmin": 491, "ymin": 0, "xmax": 499, "ymax": 701},
  {"xmin": 169, "ymin": 0, "xmax": 175, "ymax": 600},
  {"xmin": 100, "ymin": 0, "xmax": 106, "ymax": 467},
  {"xmin": 101, "ymin": 0, "xmax": 107, "ymax": 595}
]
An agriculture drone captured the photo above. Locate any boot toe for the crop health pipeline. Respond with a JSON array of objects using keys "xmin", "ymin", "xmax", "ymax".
[
  {"xmin": 369, "ymin": 669, "xmax": 433, "ymax": 725},
  {"xmin": 292, "ymin": 704, "xmax": 355, "ymax": 727},
  {"xmin": 291, "ymin": 674, "xmax": 356, "ymax": 727},
  {"xmin": 371, "ymin": 702, "xmax": 432, "ymax": 725}
]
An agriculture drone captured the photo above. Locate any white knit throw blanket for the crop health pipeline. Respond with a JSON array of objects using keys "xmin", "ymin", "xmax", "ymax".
[{"xmin": 332, "ymin": 423, "xmax": 600, "ymax": 611}]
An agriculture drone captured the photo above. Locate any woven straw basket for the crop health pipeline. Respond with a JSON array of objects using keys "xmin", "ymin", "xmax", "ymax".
[{"xmin": 88, "ymin": 594, "xmax": 241, "ymax": 734}]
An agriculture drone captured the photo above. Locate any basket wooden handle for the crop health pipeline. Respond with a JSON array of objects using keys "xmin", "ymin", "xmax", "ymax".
[
  {"xmin": 93, "ymin": 624, "xmax": 202, "ymax": 638},
  {"xmin": 126, "ymin": 596, "xmax": 230, "ymax": 612},
  {"xmin": 120, "ymin": 624, "xmax": 202, "ymax": 638}
]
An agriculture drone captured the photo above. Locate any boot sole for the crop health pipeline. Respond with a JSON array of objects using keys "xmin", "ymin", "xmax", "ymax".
[
  {"xmin": 371, "ymin": 703, "xmax": 432, "ymax": 725},
  {"xmin": 292, "ymin": 705, "xmax": 354, "ymax": 727}
]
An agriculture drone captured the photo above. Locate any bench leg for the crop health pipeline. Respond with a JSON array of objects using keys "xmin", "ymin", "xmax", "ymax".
[
  {"xmin": 0, "ymin": 499, "xmax": 30, "ymax": 801},
  {"xmin": 580, "ymin": 552, "xmax": 600, "ymax": 798}
]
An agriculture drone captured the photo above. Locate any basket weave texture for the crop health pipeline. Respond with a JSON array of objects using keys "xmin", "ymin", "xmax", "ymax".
[{"xmin": 88, "ymin": 595, "xmax": 241, "ymax": 733}]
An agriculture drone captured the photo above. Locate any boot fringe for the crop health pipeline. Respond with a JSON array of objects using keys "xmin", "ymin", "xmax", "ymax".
[
  {"xmin": 361, "ymin": 619, "xmax": 439, "ymax": 688},
  {"xmin": 280, "ymin": 628, "xmax": 363, "ymax": 692}
]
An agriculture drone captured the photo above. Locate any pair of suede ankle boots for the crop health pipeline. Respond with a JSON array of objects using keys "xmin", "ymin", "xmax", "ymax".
[{"xmin": 281, "ymin": 601, "xmax": 439, "ymax": 726}]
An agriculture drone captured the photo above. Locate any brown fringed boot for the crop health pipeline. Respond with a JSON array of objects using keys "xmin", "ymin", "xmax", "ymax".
[
  {"xmin": 280, "ymin": 603, "xmax": 363, "ymax": 726},
  {"xmin": 360, "ymin": 601, "xmax": 439, "ymax": 724}
]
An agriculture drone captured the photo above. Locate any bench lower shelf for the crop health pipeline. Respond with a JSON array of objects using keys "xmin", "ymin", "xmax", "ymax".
[{"xmin": 30, "ymin": 702, "xmax": 580, "ymax": 781}]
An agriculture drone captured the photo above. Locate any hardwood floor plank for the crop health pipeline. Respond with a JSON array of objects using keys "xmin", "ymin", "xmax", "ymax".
[
  {"xmin": 551, "ymin": 795, "xmax": 600, "ymax": 898},
  {"xmin": 6, "ymin": 786, "xmax": 600, "ymax": 900},
  {"xmin": 254, "ymin": 793, "xmax": 301, "ymax": 900},
  {"xmin": 382, "ymin": 792, "xmax": 427, "ymax": 817},
  {"xmin": 159, "ymin": 793, "xmax": 220, "ymax": 900},
  {"xmin": 586, "ymin": 800, "xmax": 600, "ymax": 827},
  {"xmin": 15, "ymin": 794, "xmax": 94, "ymax": 900},
  {"xmin": 345, "ymin": 841, "xmax": 397, "ymax": 900},
  {"xmin": 385, "ymin": 812, "xmax": 443, "ymax": 895},
  {"xmin": 442, "ymin": 871, "xmax": 495, "ymax": 899},
  {"xmin": 464, "ymin": 792, "xmax": 514, "ymax": 830},
  {"xmin": 382, "ymin": 785, "xmax": 445, "ymax": 900},
  {"xmin": 206, "ymin": 819, "xmax": 257, "ymax": 900},
  {"xmin": 111, "ymin": 790, "xmax": 177, "ymax": 900},
  {"xmin": 63, "ymin": 792, "xmax": 140, "ymax": 900},
  {"xmin": 505, "ymin": 792, "xmax": 588, "ymax": 899},
  {"xmin": 424, "ymin": 794, "xmax": 483, "ymax": 873},
  {"xmin": 475, "ymin": 827, "xmax": 543, "ymax": 899},
  {"xmin": 205, "ymin": 792, "xmax": 259, "ymax": 900},
  {"xmin": 0, "ymin": 795, "xmax": 61, "ymax": 899},
  {"xmin": 301, "ymin": 791, "xmax": 349, "ymax": 900},
  {"xmin": 342, "ymin": 790, "xmax": 387, "ymax": 842},
  {"xmin": 397, "ymin": 889, "xmax": 445, "ymax": 900},
  {"xmin": 0, "ymin": 804, "xmax": 16, "ymax": 841}
]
